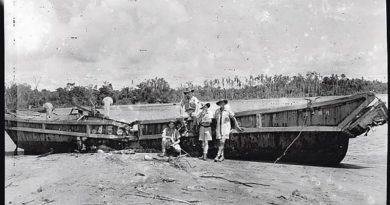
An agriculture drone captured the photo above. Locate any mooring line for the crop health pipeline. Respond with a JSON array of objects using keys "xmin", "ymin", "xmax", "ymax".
[{"xmin": 273, "ymin": 116, "xmax": 308, "ymax": 164}]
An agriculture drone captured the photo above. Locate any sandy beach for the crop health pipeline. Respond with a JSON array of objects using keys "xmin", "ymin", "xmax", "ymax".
[{"xmin": 5, "ymin": 121, "xmax": 387, "ymax": 205}]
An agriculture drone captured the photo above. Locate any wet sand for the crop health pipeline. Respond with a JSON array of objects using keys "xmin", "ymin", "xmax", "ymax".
[{"xmin": 5, "ymin": 123, "xmax": 387, "ymax": 205}]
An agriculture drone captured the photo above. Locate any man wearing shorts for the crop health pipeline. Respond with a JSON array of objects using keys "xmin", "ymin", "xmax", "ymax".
[
  {"xmin": 214, "ymin": 99, "xmax": 243, "ymax": 162},
  {"xmin": 197, "ymin": 103, "xmax": 212, "ymax": 160},
  {"xmin": 159, "ymin": 120, "xmax": 181, "ymax": 157}
]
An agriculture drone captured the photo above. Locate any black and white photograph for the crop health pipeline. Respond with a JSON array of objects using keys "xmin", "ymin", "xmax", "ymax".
[{"xmin": 3, "ymin": 0, "xmax": 388, "ymax": 204}]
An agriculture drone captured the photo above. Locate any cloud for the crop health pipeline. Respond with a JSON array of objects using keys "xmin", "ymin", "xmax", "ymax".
[{"xmin": 4, "ymin": 0, "xmax": 387, "ymax": 90}]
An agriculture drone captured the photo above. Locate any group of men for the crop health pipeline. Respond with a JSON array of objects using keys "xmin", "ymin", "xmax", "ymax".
[
  {"xmin": 39, "ymin": 89, "xmax": 243, "ymax": 161},
  {"xmin": 160, "ymin": 88, "xmax": 243, "ymax": 162}
]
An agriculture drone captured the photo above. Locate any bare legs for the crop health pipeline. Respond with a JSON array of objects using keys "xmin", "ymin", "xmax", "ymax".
[
  {"xmin": 160, "ymin": 138, "xmax": 168, "ymax": 156},
  {"xmin": 214, "ymin": 138, "xmax": 226, "ymax": 162},
  {"xmin": 200, "ymin": 140, "xmax": 209, "ymax": 160}
]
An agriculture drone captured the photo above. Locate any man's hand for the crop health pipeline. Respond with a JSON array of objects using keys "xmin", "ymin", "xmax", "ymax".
[{"xmin": 236, "ymin": 126, "xmax": 244, "ymax": 132}]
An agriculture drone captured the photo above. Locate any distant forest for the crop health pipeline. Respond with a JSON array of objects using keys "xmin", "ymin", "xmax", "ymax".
[{"xmin": 4, "ymin": 72, "xmax": 387, "ymax": 111}]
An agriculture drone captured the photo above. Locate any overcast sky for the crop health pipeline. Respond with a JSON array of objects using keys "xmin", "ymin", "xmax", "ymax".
[{"xmin": 4, "ymin": 0, "xmax": 387, "ymax": 90}]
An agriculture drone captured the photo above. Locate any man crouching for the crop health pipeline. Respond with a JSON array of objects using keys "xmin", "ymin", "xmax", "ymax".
[{"xmin": 159, "ymin": 120, "xmax": 181, "ymax": 157}]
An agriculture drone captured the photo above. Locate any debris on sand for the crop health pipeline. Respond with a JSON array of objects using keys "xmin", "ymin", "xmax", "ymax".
[
  {"xmin": 97, "ymin": 145, "xmax": 115, "ymax": 152},
  {"xmin": 98, "ymin": 184, "xmax": 104, "ymax": 191},
  {"xmin": 103, "ymin": 154, "xmax": 131, "ymax": 165},
  {"xmin": 41, "ymin": 198, "xmax": 55, "ymax": 204},
  {"xmin": 130, "ymin": 188, "xmax": 200, "ymax": 204},
  {"xmin": 182, "ymin": 185, "xmax": 206, "ymax": 192},
  {"xmin": 5, "ymin": 182, "xmax": 17, "ymax": 188},
  {"xmin": 276, "ymin": 195, "xmax": 287, "ymax": 200},
  {"xmin": 135, "ymin": 173, "xmax": 145, "ymax": 176},
  {"xmin": 292, "ymin": 189, "xmax": 307, "ymax": 199},
  {"xmin": 110, "ymin": 149, "xmax": 135, "ymax": 155},
  {"xmin": 97, "ymin": 149, "xmax": 105, "ymax": 154},
  {"xmin": 36, "ymin": 148, "xmax": 54, "ymax": 158},
  {"xmin": 199, "ymin": 175, "xmax": 270, "ymax": 187},
  {"xmin": 161, "ymin": 177, "xmax": 176, "ymax": 183},
  {"xmin": 21, "ymin": 199, "xmax": 34, "ymax": 205},
  {"xmin": 143, "ymin": 155, "xmax": 154, "ymax": 161},
  {"xmin": 143, "ymin": 154, "xmax": 193, "ymax": 171}
]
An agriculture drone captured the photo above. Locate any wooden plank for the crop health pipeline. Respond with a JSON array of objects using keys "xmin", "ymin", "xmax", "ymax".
[
  {"xmin": 7, "ymin": 127, "xmax": 85, "ymax": 137},
  {"xmin": 231, "ymin": 126, "xmax": 342, "ymax": 133},
  {"xmin": 139, "ymin": 133, "xmax": 197, "ymax": 140},
  {"xmin": 133, "ymin": 93, "xmax": 375, "ymax": 125},
  {"xmin": 338, "ymin": 94, "xmax": 375, "ymax": 129},
  {"xmin": 86, "ymin": 125, "xmax": 91, "ymax": 137},
  {"xmin": 138, "ymin": 126, "xmax": 341, "ymax": 139},
  {"xmin": 348, "ymin": 108, "xmax": 378, "ymax": 129},
  {"xmin": 139, "ymin": 118, "xmax": 178, "ymax": 124},
  {"xmin": 4, "ymin": 117, "xmax": 130, "ymax": 126},
  {"xmin": 235, "ymin": 93, "xmax": 373, "ymax": 117},
  {"xmin": 139, "ymin": 134, "xmax": 162, "ymax": 140},
  {"xmin": 6, "ymin": 127, "xmax": 132, "ymax": 140},
  {"xmin": 256, "ymin": 114, "xmax": 262, "ymax": 128}
]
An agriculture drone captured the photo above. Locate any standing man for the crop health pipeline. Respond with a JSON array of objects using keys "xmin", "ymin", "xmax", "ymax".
[
  {"xmin": 42, "ymin": 101, "xmax": 55, "ymax": 120},
  {"xmin": 214, "ymin": 99, "xmax": 243, "ymax": 162},
  {"xmin": 197, "ymin": 103, "xmax": 212, "ymax": 160},
  {"xmin": 102, "ymin": 96, "xmax": 114, "ymax": 118}
]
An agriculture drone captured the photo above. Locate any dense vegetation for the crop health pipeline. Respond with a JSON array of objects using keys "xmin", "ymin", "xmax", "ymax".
[{"xmin": 4, "ymin": 72, "xmax": 387, "ymax": 111}]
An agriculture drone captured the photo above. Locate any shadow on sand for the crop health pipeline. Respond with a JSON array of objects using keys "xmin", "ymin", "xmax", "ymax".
[
  {"xmin": 4, "ymin": 151, "xmax": 24, "ymax": 156},
  {"xmin": 220, "ymin": 157, "xmax": 372, "ymax": 169},
  {"xmin": 335, "ymin": 163, "xmax": 372, "ymax": 169},
  {"xmin": 273, "ymin": 161, "xmax": 372, "ymax": 169},
  {"xmin": 3, "ymin": 150, "xmax": 372, "ymax": 169}
]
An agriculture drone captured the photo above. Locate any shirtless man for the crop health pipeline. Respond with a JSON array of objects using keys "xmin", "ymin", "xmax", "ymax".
[{"xmin": 102, "ymin": 96, "xmax": 114, "ymax": 118}]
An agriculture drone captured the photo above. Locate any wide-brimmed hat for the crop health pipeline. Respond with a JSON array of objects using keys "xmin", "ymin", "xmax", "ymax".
[
  {"xmin": 183, "ymin": 88, "xmax": 195, "ymax": 93},
  {"xmin": 201, "ymin": 103, "xmax": 210, "ymax": 109},
  {"xmin": 216, "ymin": 99, "xmax": 228, "ymax": 105},
  {"xmin": 168, "ymin": 119, "xmax": 176, "ymax": 124}
]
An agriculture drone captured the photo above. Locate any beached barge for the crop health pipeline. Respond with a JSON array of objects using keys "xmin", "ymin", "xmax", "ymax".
[{"xmin": 4, "ymin": 92, "xmax": 388, "ymax": 165}]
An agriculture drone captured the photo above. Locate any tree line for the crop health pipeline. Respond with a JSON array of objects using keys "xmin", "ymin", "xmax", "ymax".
[{"xmin": 4, "ymin": 72, "xmax": 387, "ymax": 111}]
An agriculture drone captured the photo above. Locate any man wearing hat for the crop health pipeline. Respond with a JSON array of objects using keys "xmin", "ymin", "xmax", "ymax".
[
  {"xmin": 180, "ymin": 88, "xmax": 200, "ymax": 133},
  {"xmin": 180, "ymin": 88, "xmax": 200, "ymax": 119},
  {"xmin": 197, "ymin": 103, "xmax": 212, "ymax": 160},
  {"xmin": 214, "ymin": 99, "xmax": 243, "ymax": 162},
  {"xmin": 159, "ymin": 119, "xmax": 181, "ymax": 157}
]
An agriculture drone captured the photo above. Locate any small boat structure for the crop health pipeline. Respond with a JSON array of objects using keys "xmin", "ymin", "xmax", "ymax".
[{"xmin": 4, "ymin": 92, "xmax": 388, "ymax": 165}]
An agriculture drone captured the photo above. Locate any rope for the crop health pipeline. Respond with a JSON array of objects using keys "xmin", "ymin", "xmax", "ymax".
[
  {"xmin": 180, "ymin": 148, "xmax": 193, "ymax": 158},
  {"xmin": 273, "ymin": 116, "xmax": 308, "ymax": 164}
]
